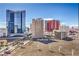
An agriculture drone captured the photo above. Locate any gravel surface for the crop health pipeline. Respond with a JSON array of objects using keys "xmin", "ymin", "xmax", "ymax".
[{"xmin": 11, "ymin": 39, "xmax": 79, "ymax": 56}]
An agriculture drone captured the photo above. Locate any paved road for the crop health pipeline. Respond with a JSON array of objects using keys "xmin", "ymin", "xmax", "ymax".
[{"xmin": 0, "ymin": 40, "xmax": 30, "ymax": 56}]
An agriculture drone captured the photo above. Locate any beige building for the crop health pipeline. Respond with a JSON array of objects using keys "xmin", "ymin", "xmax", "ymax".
[
  {"xmin": 54, "ymin": 30, "xmax": 67, "ymax": 40},
  {"xmin": 31, "ymin": 18, "xmax": 44, "ymax": 38},
  {"xmin": 53, "ymin": 25, "xmax": 69, "ymax": 39}
]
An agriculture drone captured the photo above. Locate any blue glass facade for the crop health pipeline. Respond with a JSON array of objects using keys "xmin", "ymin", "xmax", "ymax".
[{"xmin": 6, "ymin": 10, "xmax": 26, "ymax": 36}]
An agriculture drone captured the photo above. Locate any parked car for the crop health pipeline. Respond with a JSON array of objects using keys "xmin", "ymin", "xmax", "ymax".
[
  {"xmin": 62, "ymin": 37, "xmax": 73, "ymax": 41},
  {"xmin": 4, "ymin": 50, "xmax": 11, "ymax": 54}
]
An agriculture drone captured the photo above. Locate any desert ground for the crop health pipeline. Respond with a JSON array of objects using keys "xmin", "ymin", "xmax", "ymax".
[{"xmin": 11, "ymin": 38, "xmax": 79, "ymax": 56}]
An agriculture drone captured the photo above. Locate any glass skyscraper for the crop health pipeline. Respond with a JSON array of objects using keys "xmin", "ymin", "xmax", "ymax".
[{"xmin": 6, "ymin": 10, "xmax": 26, "ymax": 36}]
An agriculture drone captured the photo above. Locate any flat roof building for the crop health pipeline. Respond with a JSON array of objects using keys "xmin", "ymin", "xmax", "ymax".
[
  {"xmin": 45, "ymin": 20, "xmax": 60, "ymax": 32},
  {"xmin": 31, "ymin": 18, "xmax": 44, "ymax": 38}
]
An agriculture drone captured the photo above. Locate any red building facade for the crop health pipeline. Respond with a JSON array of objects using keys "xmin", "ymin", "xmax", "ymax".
[{"xmin": 45, "ymin": 20, "xmax": 60, "ymax": 32}]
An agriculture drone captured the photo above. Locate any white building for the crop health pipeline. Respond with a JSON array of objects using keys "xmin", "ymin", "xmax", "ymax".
[{"xmin": 0, "ymin": 28, "xmax": 7, "ymax": 37}]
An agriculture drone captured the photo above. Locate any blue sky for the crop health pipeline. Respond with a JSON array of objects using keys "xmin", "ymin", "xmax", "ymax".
[{"xmin": 0, "ymin": 3, "xmax": 78, "ymax": 28}]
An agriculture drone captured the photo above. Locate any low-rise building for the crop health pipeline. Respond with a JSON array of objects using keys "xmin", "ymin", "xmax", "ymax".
[
  {"xmin": 54, "ymin": 30, "xmax": 67, "ymax": 40},
  {"xmin": 0, "ymin": 28, "xmax": 7, "ymax": 37}
]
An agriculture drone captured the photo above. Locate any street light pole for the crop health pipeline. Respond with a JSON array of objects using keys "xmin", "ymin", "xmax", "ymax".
[{"xmin": 61, "ymin": 31, "xmax": 62, "ymax": 40}]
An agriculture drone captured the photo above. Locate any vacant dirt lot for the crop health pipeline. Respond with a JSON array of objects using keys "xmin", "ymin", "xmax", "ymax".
[{"xmin": 11, "ymin": 39, "xmax": 79, "ymax": 56}]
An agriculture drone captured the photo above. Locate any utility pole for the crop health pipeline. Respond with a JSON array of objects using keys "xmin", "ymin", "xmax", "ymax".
[
  {"xmin": 61, "ymin": 31, "xmax": 62, "ymax": 40},
  {"xmin": 71, "ymin": 49, "xmax": 74, "ymax": 56},
  {"xmin": 58, "ymin": 46, "xmax": 62, "ymax": 53}
]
